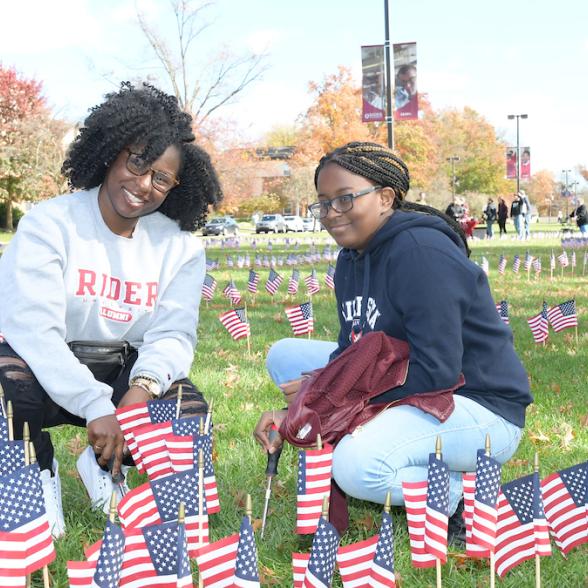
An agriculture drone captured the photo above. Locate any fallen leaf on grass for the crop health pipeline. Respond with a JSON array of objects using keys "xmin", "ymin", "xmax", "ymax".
[
  {"xmin": 224, "ymin": 365, "xmax": 241, "ymax": 388},
  {"xmin": 66, "ymin": 433, "xmax": 86, "ymax": 457},
  {"xmin": 558, "ymin": 423, "xmax": 575, "ymax": 451},
  {"xmin": 510, "ymin": 458, "xmax": 530, "ymax": 468},
  {"xmin": 240, "ymin": 402, "xmax": 255, "ymax": 412},
  {"xmin": 259, "ymin": 564, "xmax": 280, "ymax": 586},
  {"xmin": 231, "ymin": 488, "xmax": 248, "ymax": 509},
  {"xmin": 272, "ymin": 312, "xmax": 284, "ymax": 323},
  {"xmin": 559, "ymin": 402, "xmax": 574, "ymax": 415},
  {"xmin": 580, "ymin": 414, "xmax": 588, "ymax": 427},
  {"xmin": 550, "ymin": 383, "xmax": 561, "ymax": 394},
  {"xmin": 528, "ymin": 430, "xmax": 550, "ymax": 444},
  {"xmin": 447, "ymin": 552, "xmax": 487, "ymax": 570},
  {"xmin": 251, "ymin": 517, "xmax": 263, "ymax": 532},
  {"xmin": 356, "ymin": 513, "xmax": 378, "ymax": 532}
]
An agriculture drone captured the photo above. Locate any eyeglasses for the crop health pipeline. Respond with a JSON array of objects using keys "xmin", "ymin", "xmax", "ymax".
[
  {"xmin": 308, "ymin": 186, "xmax": 382, "ymax": 219},
  {"xmin": 124, "ymin": 149, "xmax": 180, "ymax": 193}
]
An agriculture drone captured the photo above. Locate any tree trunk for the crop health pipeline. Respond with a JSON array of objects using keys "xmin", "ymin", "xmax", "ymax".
[{"xmin": 4, "ymin": 178, "xmax": 15, "ymax": 231}]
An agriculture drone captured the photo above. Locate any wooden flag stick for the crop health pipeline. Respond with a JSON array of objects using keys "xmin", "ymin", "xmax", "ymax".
[
  {"xmin": 29, "ymin": 444, "xmax": 51, "ymax": 588},
  {"xmin": 534, "ymin": 452, "xmax": 541, "ymax": 588},
  {"xmin": 198, "ymin": 449, "xmax": 205, "ymax": 588},
  {"xmin": 485, "ymin": 434, "xmax": 496, "ymax": 588},
  {"xmin": 109, "ymin": 491, "xmax": 118, "ymax": 523},
  {"xmin": 244, "ymin": 303, "xmax": 252, "ymax": 357},
  {"xmin": 384, "ymin": 491, "xmax": 392, "ymax": 514},
  {"xmin": 204, "ymin": 398, "xmax": 213, "ymax": 435},
  {"xmin": 321, "ymin": 495, "xmax": 329, "ymax": 521},
  {"xmin": 7, "ymin": 400, "xmax": 14, "ymax": 441},
  {"xmin": 307, "ymin": 297, "xmax": 312, "ymax": 340},
  {"xmin": 316, "ymin": 434, "xmax": 322, "ymax": 451},
  {"xmin": 24, "ymin": 423, "xmax": 31, "ymax": 588},
  {"xmin": 435, "ymin": 436, "xmax": 442, "ymax": 588},
  {"xmin": 245, "ymin": 494, "xmax": 252, "ymax": 524},
  {"xmin": 175, "ymin": 384, "xmax": 183, "ymax": 420},
  {"xmin": 0, "ymin": 382, "xmax": 6, "ymax": 417}
]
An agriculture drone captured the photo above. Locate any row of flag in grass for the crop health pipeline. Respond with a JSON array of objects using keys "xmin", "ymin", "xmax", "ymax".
[
  {"xmin": 202, "ymin": 266, "xmax": 335, "ymax": 303},
  {"xmin": 478, "ymin": 249, "xmax": 588, "ymax": 277},
  {"xmin": 205, "ymin": 248, "xmax": 339, "ymax": 271}
]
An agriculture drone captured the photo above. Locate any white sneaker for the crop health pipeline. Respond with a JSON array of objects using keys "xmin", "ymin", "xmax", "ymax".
[
  {"xmin": 40, "ymin": 459, "xmax": 66, "ymax": 539},
  {"xmin": 76, "ymin": 446, "xmax": 130, "ymax": 514}
]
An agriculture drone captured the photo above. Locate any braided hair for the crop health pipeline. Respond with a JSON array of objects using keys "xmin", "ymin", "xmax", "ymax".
[
  {"xmin": 62, "ymin": 82, "xmax": 222, "ymax": 231},
  {"xmin": 314, "ymin": 142, "xmax": 470, "ymax": 255}
]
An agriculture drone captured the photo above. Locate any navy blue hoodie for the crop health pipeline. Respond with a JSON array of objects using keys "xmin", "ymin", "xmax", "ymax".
[{"xmin": 330, "ymin": 210, "xmax": 532, "ymax": 428}]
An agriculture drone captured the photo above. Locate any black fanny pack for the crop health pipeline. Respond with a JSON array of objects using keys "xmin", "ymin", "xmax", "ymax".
[{"xmin": 68, "ymin": 340, "xmax": 136, "ymax": 383}]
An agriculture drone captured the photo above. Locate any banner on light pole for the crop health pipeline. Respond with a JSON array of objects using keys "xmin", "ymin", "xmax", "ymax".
[
  {"xmin": 506, "ymin": 148, "xmax": 517, "ymax": 179},
  {"xmin": 520, "ymin": 146, "xmax": 531, "ymax": 179},
  {"xmin": 393, "ymin": 42, "xmax": 418, "ymax": 121},
  {"xmin": 361, "ymin": 45, "xmax": 386, "ymax": 123}
]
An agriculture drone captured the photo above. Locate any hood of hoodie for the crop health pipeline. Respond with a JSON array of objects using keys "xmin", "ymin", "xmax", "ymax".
[{"xmin": 337, "ymin": 209, "xmax": 466, "ymax": 263}]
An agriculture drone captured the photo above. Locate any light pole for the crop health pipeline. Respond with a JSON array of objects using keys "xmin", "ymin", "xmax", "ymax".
[
  {"xmin": 507, "ymin": 113, "xmax": 528, "ymax": 194},
  {"xmin": 562, "ymin": 169, "xmax": 572, "ymax": 218},
  {"xmin": 446, "ymin": 156, "xmax": 460, "ymax": 200},
  {"xmin": 384, "ymin": 0, "xmax": 394, "ymax": 149}
]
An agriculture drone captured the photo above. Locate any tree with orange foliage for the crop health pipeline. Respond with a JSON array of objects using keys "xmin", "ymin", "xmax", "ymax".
[
  {"xmin": 526, "ymin": 170, "xmax": 557, "ymax": 216},
  {"xmin": 0, "ymin": 66, "xmax": 68, "ymax": 229}
]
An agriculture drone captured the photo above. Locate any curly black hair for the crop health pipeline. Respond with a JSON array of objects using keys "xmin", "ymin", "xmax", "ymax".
[
  {"xmin": 314, "ymin": 141, "xmax": 470, "ymax": 256},
  {"xmin": 62, "ymin": 82, "xmax": 222, "ymax": 231}
]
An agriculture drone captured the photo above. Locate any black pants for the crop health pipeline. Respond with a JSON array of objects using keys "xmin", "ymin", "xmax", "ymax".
[
  {"xmin": 0, "ymin": 343, "xmax": 207, "ymax": 471},
  {"xmin": 498, "ymin": 218, "xmax": 507, "ymax": 234}
]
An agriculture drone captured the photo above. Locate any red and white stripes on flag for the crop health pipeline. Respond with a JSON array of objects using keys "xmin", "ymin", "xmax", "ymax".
[
  {"xmin": 292, "ymin": 553, "xmax": 310, "ymax": 588},
  {"xmin": 527, "ymin": 302, "xmax": 549, "ymax": 344},
  {"xmin": 423, "ymin": 454, "xmax": 450, "ymax": 563},
  {"xmin": 401, "ymin": 481, "xmax": 437, "ymax": 568},
  {"xmin": 462, "ymin": 473, "xmax": 490, "ymax": 558},
  {"xmin": 540, "ymin": 462, "xmax": 588, "ymax": 555},
  {"xmin": 336, "ymin": 535, "xmax": 379, "ymax": 587},
  {"xmin": 547, "ymin": 299, "xmax": 578, "ymax": 332},
  {"xmin": 285, "ymin": 302, "xmax": 314, "ymax": 336},
  {"xmin": 195, "ymin": 533, "xmax": 239, "ymax": 588},
  {"xmin": 219, "ymin": 308, "xmax": 250, "ymax": 341},
  {"xmin": 296, "ymin": 445, "xmax": 333, "ymax": 534}
]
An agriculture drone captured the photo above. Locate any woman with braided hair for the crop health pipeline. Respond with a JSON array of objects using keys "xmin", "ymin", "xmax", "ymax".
[
  {"xmin": 254, "ymin": 141, "xmax": 531, "ymax": 540},
  {"xmin": 0, "ymin": 82, "xmax": 222, "ymax": 537}
]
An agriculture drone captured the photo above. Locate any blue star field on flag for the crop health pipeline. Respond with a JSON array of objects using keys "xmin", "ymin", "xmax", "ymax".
[
  {"xmin": 93, "ymin": 520, "xmax": 125, "ymax": 588},
  {"xmin": 234, "ymin": 516, "xmax": 260, "ymax": 585},
  {"xmin": 143, "ymin": 521, "xmax": 183, "ymax": 576},
  {"xmin": 172, "ymin": 416, "xmax": 206, "ymax": 436},
  {"xmin": 305, "ymin": 517, "xmax": 340, "ymax": 588},
  {"xmin": 193, "ymin": 434, "xmax": 214, "ymax": 477},
  {"xmin": 0, "ymin": 440, "xmax": 25, "ymax": 477},
  {"xmin": 0, "ymin": 463, "xmax": 46, "ymax": 532},
  {"xmin": 152, "ymin": 470, "xmax": 207, "ymax": 520},
  {"xmin": 426, "ymin": 454, "xmax": 450, "ymax": 517},
  {"xmin": 176, "ymin": 522, "xmax": 191, "ymax": 580},
  {"xmin": 502, "ymin": 472, "xmax": 545, "ymax": 525},
  {"xmin": 474, "ymin": 449, "xmax": 502, "ymax": 507},
  {"xmin": 558, "ymin": 462, "xmax": 587, "ymax": 507},
  {"xmin": 147, "ymin": 399, "xmax": 178, "ymax": 424},
  {"xmin": 373, "ymin": 511, "xmax": 395, "ymax": 581}
]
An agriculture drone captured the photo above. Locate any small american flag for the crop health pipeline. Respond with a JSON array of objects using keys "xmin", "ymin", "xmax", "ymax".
[
  {"xmin": 237, "ymin": 255, "xmax": 245, "ymax": 268},
  {"xmin": 558, "ymin": 251, "xmax": 569, "ymax": 268},
  {"xmin": 219, "ymin": 308, "xmax": 250, "ymax": 341},
  {"xmin": 527, "ymin": 301, "xmax": 549, "ymax": 344},
  {"xmin": 541, "ymin": 461, "xmax": 588, "ymax": 555},
  {"xmin": 462, "ymin": 473, "xmax": 491, "ymax": 558},
  {"xmin": 117, "ymin": 469, "xmax": 208, "ymax": 558},
  {"xmin": 0, "ymin": 464, "xmax": 56, "ymax": 576},
  {"xmin": 571, "ymin": 251, "xmax": 577, "ymax": 268},
  {"xmin": 481, "ymin": 256, "xmax": 489, "ymax": 276},
  {"xmin": 66, "ymin": 520, "xmax": 125, "ymax": 587},
  {"xmin": 226, "ymin": 255, "xmax": 234, "ymax": 268},
  {"xmin": 532, "ymin": 256, "xmax": 542, "ymax": 275},
  {"xmin": 202, "ymin": 274, "xmax": 217, "ymax": 301},
  {"xmin": 550, "ymin": 252, "xmax": 556, "ymax": 271},
  {"xmin": 247, "ymin": 269, "xmax": 260, "ymax": 294},
  {"xmin": 495, "ymin": 300, "xmax": 510, "ymax": 325},
  {"xmin": 285, "ymin": 302, "xmax": 314, "ymax": 336},
  {"xmin": 296, "ymin": 445, "xmax": 333, "ymax": 534},
  {"xmin": 292, "ymin": 553, "xmax": 310, "ymax": 588},
  {"xmin": 512, "ymin": 255, "xmax": 521, "ymax": 274},
  {"xmin": 304, "ymin": 269, "xmax": 320, "ymax": 295},
  {"xmin": 471, "ymin": 450, "xmax": 502, "ymax": 551},
  {"xmin": 223, "ymin": 280, "xmax": 242, "ymax": 305},
  {"xmin": 523, "ymin": 251, "xmax": 533, "ymax": 271},
  {"xmin": 424, "ymin": 454, "xmax": 450, "ymax": 562},
  {"xmin": 324, "ymin": 264, "xmax": 336, "ymax": 290},
  {"xmin": 547, "ymin": 299, "xmax": 577, "ymax": 332},
  {"xmin": 288, "ymin": 270, "xmax": 300, "ymax": 295},
  {"xmin": 0, "ymin": 440, "xmax": 25, "ymax": 476},
  {"xmin": 494, "ymin": 472, "xmax": 551, "ymax": 577},
  {"xmin": 498, "ymin": 254, "xmax": 507, "ymax": 275},
  {"xmin": 297, "ymin": 517, "xmax": 340, "ymax": 588},
  {"xmin": 254, "ymin": 254, "xmax": 261, "ymax": 267},
  {"xmin": 401, "ymin": 481, "xmax": 437, "ymax": 568},
  {"xmin": 265, "ymin": 268, "xmax": 283, "ymax": 295},
  {"xmin": 233, "ymin": 516, "xmax": 260, "ymax": 587},
  {"xmin": 195, "ymin": 534, "xmax": 239, "ymax": 587}
]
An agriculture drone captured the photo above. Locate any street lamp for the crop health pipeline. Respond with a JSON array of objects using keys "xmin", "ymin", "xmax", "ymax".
[
  {"xmin": 507, "ymin": 113, "xmax": 528, "ymax": 194},
  {"xmin": 562, "ymin": 169, "xmax": 572, "ymax": 217},
  {"xmin": 446, "ymin": 156, "xmax": 460, "ymax": 199}
]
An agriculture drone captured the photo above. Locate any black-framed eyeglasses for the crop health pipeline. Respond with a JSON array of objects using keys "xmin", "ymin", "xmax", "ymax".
[
  {"xmin": 124, "ymin": 149, "xmax": 180, "ymax": 193},
  {"xmin": 308, "ymin": 186, "xmax": 382, "ymax": 219}
]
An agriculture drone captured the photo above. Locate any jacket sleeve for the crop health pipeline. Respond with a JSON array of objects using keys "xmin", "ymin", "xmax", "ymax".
[
  {"xmin": 384, "ymin": 243, "xmax": 474, "ymax": 399},
  {"xmin": 0, "ymin": 210, "xmax": 116, "ymax": 423},
  {"xmin": 129, "ymin": 236, "xmax": 205, "ymax": 390}
]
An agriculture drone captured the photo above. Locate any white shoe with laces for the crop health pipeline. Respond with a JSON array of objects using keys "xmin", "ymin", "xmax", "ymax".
[
  {"xmin": 76, "ymin": 446, "xmax": 130, "ymax": 514},
  {"xmin": 40, "ymin": 459, "xmax": 66, "ymax": 539}
]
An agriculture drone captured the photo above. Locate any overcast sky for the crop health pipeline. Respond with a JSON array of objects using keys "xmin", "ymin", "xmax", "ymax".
[{"xmin": 2, "ymin": 0, "xmax": 587, "ymax": 182}]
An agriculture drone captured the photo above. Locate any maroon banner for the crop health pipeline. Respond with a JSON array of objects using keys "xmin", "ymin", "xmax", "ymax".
[
  {"xmin": 361, "ymin": 45, "xmax": 386, "ymax": 123},
  {"xmin": 506, "ymin": 149, "xmax": 517, "ymax": 179},
  {"xmin": 393, "ymin": 42, "xmax": 418, "ymax": 121},
  {"xmin": 520, "ymin": 147, "xmax": 531, "ymax": 179}
]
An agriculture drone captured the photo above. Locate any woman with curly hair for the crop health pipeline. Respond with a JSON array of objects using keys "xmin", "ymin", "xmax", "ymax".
[
  {"xmin": 0, "ymin": 82, "xmax": 222, "ymax": 537},
  {"xmin": 254, "ymin": 142, "xmax": 531, "ymax": 542}
]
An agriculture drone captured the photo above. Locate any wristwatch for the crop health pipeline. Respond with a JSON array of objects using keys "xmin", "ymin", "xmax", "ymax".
[{"xmin": 129, "ymin": 375, "xmax": 162, "ymax": 399}]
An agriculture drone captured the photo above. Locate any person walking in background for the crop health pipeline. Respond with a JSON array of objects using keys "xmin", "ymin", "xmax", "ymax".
[
  {"xmin": 510, "ymin": 192, "xmax": 523, "ymax": 238},
  {"xmin": 483, "ymin": 198, "xmax": 497, "ymax": 239},
  {"xmin": 569, "ymin": 198, "xmax": 588, "ymax": 234},
  {"xmin": 519, "ymin": 190, "xmax": 532, "ymax": 239},
  {"xmin": 497, "ymin": 196, "xmax": 509, "ymax": 235}
]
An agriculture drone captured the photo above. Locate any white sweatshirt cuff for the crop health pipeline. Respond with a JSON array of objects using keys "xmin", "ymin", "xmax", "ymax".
[{"xmin": 85, "ymin": 396, "xmax": 116, "ymax": 424}]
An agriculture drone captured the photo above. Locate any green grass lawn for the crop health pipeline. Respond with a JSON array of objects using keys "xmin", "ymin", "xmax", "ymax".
[{"xmin": 25, "ymin": 233, "xmax": 588, "ymax": 586}]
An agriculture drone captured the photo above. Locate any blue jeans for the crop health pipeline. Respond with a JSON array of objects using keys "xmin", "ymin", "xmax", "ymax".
[
  {"xmin": 579, "ymin": 224, "xmax": 587, "ymax": 234},
  {"xmin": 486, "ymin": 221, "xmax": 494, "ymax": 238},
  {"xmin": 266, "ymin": 338, "xmax": 523, "ymax": 515},
  {"xmin": 513, "ymin": 215, "xmax": 523, "ymax": 238}
]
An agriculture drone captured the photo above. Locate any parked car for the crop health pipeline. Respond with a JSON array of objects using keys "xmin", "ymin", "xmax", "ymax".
[
  {"xmin": 255, "ymin": 214, "xmax": 287, "ymax": 234},
  {"xmin": 302, "ymin": 217, "xmax": 322, "ymax": 232},
  {"xmin": 202, "ymin": 217, "xmax": 239, "ymax": 236},
  {"xmin": 284, "ymin": 215, "xmax": 304, "ymax": 232}
]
